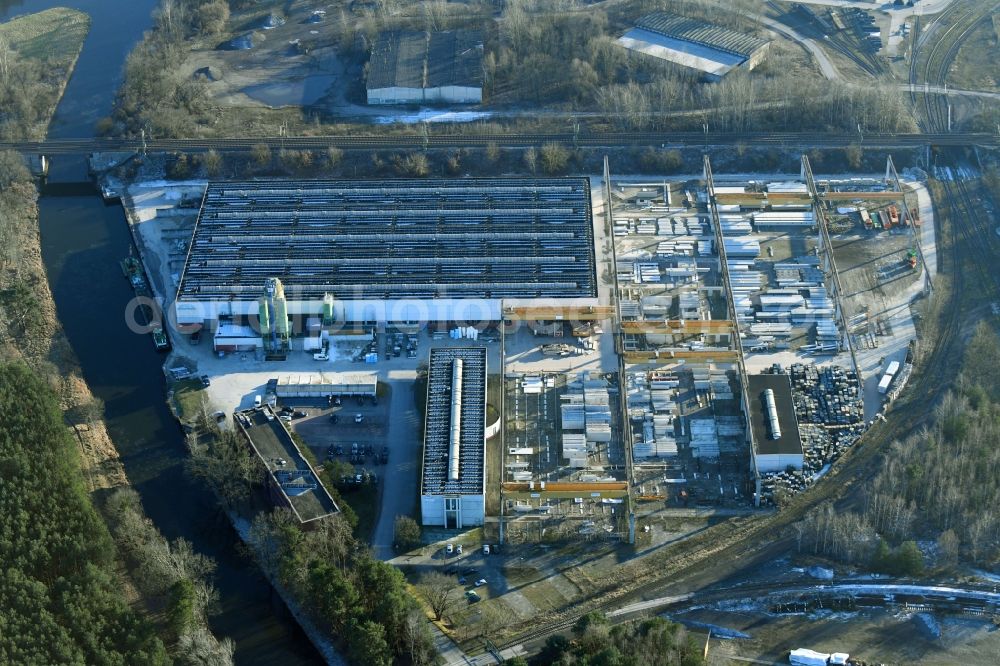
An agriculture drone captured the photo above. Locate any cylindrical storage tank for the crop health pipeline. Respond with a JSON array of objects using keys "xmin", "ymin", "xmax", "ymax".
[
  {"xmin": 764, "ymin": 389, "xmax": 781, "ymax": 440},
  {"xmin": 258, "ymin": 301, "xmax": 271, "ymax": 335},
  {"xmin": 449, "ymin": 359, "xmax": 463, "ymax": 481}
]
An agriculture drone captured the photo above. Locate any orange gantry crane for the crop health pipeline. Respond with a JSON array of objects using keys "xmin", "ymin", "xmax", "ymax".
[
  {"xmin": 621, "ymin": 319, "xmax": 734, "ymax": 334},
  {"xmin": 502, "ymin": 305, "xmax": 614, "ymax": 321},
  {"xmin": 622, "ymin": 349, "xmax": 740, "ymax": 364}
]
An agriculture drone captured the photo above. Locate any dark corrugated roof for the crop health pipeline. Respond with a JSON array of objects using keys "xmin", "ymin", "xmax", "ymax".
[
  {"xmin": 367, "ymin": 31, "xmax": 426, "ymax": 89},
  {"xmin": 367, "ymin": 30, "xmax": 483, "ymax": 90},
  {"xmin": 176, "ymin": 178, "xmax": 597, "ymax": 302},
  {"xmin": 426, "ymin": 30, "xmax": 483, "ymax": 88},
  {"xmin": 636, "ymin": 13, "xmax": 769, "ymax": 58}
]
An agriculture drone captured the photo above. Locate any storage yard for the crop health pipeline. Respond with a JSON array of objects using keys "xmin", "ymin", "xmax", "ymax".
[{"xmin": 608, "ymin": 166, "xmax": 932, "ymax": 511}]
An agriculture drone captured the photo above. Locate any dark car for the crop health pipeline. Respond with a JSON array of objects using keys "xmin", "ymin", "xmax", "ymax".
[
  {"xmin": 292, "ymin": 410, "xmax": 307, "ymax": 418},
  {"xmin": 329, "ymin": 414, "xmax": 339, "ymax": 424},
  {"xmin": 199, "ymin": 374, "xmax": 211, "ymax": 387}
]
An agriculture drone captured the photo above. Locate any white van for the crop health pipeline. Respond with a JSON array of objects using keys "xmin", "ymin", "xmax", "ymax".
[{"xmin": 254, "ymin": 395, "xmax": 262, "ymax": 408}]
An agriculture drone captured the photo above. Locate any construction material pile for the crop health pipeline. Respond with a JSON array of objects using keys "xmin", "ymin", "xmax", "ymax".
[
  {"xmin": 789, "ymin": 364, "xmax": 863, "ymax": 425},
  {"xmin": 759, "ymin": 364, "xmax": 866, "ymax": 504}
]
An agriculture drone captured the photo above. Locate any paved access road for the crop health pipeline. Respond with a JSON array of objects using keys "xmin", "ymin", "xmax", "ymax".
[{"xmin": 371, "ymin": 373, "xmax": 422, "ymax": 560}]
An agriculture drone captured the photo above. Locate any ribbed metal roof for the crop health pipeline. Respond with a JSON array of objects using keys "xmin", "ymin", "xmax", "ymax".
[
  {"xmin": 176, "ymin": 178, "xmax": 597, "ymax": 302},
  {"xmin": 421, "ymin": 348, "xmax": 487, "ymax": 496},
  {"xmin": 636, "ymin": 13, "xmax": 769, "ymax": 58},
  {"xmin": 367, "ymin": 30, "xmax": 483, "ymax": 91}
]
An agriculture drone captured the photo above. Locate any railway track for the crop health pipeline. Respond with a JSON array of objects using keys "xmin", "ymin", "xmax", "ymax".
[
  {"xmin": 2, "ymin": 131, "xmax": 998, "ymax": 156},
  {"xmin": 913, "ymin": 1, "xmax": 1000, "ymax": 132}
]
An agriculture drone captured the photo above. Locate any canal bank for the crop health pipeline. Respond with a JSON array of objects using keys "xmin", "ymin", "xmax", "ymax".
[{"xmin": 1, "ymin": 0, "xmax": 324, "ymax": 661}]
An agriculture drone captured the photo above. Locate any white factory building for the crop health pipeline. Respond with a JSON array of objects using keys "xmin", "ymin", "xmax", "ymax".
[
  {"xmin": 420, "ymin": 347, "xmax": 488, "ymax": 529},
  {"xmin": 174, "ymin": 179, "xmax": 598, "ymax": 333}
]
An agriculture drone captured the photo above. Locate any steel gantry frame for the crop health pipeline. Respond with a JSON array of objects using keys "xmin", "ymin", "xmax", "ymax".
[
  {"xmin": 703, "ymin": 155, "xmax": 760, "ymax": 499},
  {"xmin": 800, "ymin": 156, "xmax": 863, "ymax": 391}
]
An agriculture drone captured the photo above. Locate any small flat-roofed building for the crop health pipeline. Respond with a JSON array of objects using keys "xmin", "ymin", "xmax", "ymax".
[
  {"xmin": 618, "ymin": 12, "xmax": 770, "ymax": 80},
  {"xmin": 367, "ymin": 30, "xmax": 483, "ymax": 105},
  {"xmin": 274, "ymin": 372, "xmax": 378, "ymax": 398},
  {"xmin": 174, "ymin": 178, "xmax": 597, "ymax": 329},
  {"xmin": 420, "ymin": 347, "xmax": 486, "ymax": 529},
  {"xmin": 235, "ymin": 406, "xmax": 339, "ymax": 524},
  {"xmin": 748, "ymin": 374, "xmax": 803, "ymax": 473}
]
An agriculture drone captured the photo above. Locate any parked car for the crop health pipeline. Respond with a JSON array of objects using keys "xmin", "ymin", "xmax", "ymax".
[
  {"xmin": 446, "ymin": 543, "xmax": 454, "ymax": 555},
  {"xmin": 354, "ymin": 413, "xmax": 364, "ymax": 423},
  {"xmin": 254, "ymin": 395, "xmax": 262, "ymax": 408},
  {"xmin": 465, "ymin": 591, "xmax": 480, "ymax": 603},
  {"xmin": 474, "ymin": 579, "xmax": 487, "ymax": 588},
  {"xmin": 200, "ymin": 374, "xmax": 211, "ymax": 387},
  {"xmin": 292, "ymin": 410, "xmax": 306, "ymax": 418},
  {"xmin": 483, "ymin": 544, "xmax": 491, "ymax": 556},
  {"xmin": 456, "ymin": 544, "xmax": 463, "ymax": 555}
]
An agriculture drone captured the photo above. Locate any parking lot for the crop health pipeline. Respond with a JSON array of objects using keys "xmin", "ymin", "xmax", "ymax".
[{"xmin": 286, "ymin": 393, "xmax": 389, "ymax": 474}]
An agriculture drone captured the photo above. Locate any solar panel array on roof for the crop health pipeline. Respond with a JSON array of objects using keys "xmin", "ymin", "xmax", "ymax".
[
  {"xmin": 636, "ymin": 12, "xmax": 769, "ymax": 57},
  {"xmin": 421, "ymin": 348, "xmax": 486, "ymax": 496},
  {"xmin": 176, "ymin": 178, "xmax": 597, "ymax": 302}
]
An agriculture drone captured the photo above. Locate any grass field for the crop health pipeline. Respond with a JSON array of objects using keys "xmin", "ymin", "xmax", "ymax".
[
  {"xmin": 171, "ymin": 378, "xmax": 208, "ymax": 422},
  {"xmin": 0, "ymin": 7, "xmax": 90, "ymax": 139},
  {"xmin": 0, "ymin": 7, "xmax": 89, "ymax": 63},
  {"xmin": 947, "ymin": 18, "xmax": 1000, "ymax": 93}
]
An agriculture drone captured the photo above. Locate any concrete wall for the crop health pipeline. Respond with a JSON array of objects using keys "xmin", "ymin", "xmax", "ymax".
[
  {"xmin": 740, "ymin": 43, "xmax": 769, "ymax": 73},
  {"xmin": 756, "ymin": 452, "xmax": 803, "ymax": 473},
  {"xmin": 420, "ymin": 494, "xmax": 485, "ymax": 528},
  {"xmin": 461, "ymin": 495, "xmax": 484, "ymax": 527},
  {"xmin": 177, "ymin": 296, "xmax": 602, "ymax": 327},
  {"xmin": 177, "ymin": 297, "xmax": 503, "ymax": 326},
  {"xmin": 367, "ymin": 85, "xmax": 482, "ymax": 105},
  {"xmin": 367, "ymin": 86, "xmax": 424, "ymax": 104},
  {"xmin": 421, "ymin": 495, "xmax": 445, "ymax": 526},
  {"xmin": 428, "ymin": 85, "xmax": 482, "ymax": 104}
]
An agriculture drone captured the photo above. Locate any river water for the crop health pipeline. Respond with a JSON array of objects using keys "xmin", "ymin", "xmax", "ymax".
[{"xmin": 1, "ymin": 1, "xmax": 322, "ymax": 662}]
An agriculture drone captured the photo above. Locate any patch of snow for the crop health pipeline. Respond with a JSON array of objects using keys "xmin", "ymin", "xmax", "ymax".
[
  {"xmin": 675, "ymin": 620, "xmax": 750, "ymax": 639},
  {"xmin": 374, "ymin": 108, "xmax": 493, "ymax": 124},
  {"xmin": 811, "ymin": 463, "xmax": 832, "ymax": 482},
  {"xmin": 807, "ymin": 566, "xmax": 835, "ymax": 581},
  {"xmin": 971, "ymin": 569, "xmax": 1000, "ymax": 583},
  {"xmin": 914, "ymin": 612, "xmax": 941, "ymax": 640}
]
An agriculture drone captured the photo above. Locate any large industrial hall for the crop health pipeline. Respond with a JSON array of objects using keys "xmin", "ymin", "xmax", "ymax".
[
  {"xmin": 420, "ymin": 347, "xmax": 488, "ymax": 529},
  {"xmin": 174, "ymin": 178, "xmax": 597, "ymax": 328}
]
